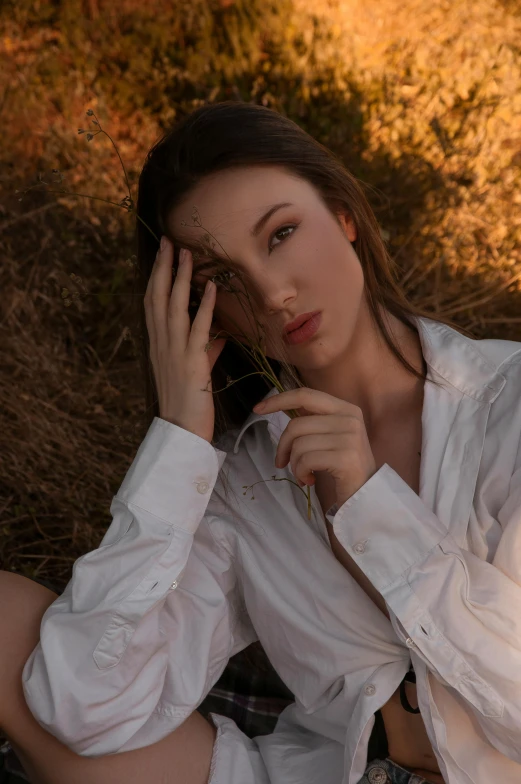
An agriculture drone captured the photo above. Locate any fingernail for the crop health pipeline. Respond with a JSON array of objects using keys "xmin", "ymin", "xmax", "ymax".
[
  {"xmin": 160, "ymin": 235, "xmax": 167, "ymax": 252},
  {"xmin": 179, "ymin": 248, "xmax": 187, "ymax": 264},
  {"xmin": 253, "ymin": 402, "xmax": 265, "ymax": 411}
]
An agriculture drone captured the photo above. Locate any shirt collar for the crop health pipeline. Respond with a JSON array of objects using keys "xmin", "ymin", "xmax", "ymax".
[{"xmin": 232, "ymin": 314, "xmax": 507, "ymax": 455}]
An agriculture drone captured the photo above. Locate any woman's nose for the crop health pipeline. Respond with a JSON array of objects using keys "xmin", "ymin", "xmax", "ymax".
[{"xmin": 258, "ymin": 279, "xmax": 297, "ymax": 315}]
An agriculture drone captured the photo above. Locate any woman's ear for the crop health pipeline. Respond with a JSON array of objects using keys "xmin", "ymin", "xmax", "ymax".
[{"xmin": 338, "ymin": 213, "xmax": 357, "ymax": 242}]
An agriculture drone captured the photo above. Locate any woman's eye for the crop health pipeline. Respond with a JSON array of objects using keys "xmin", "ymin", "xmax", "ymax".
[
  {"xmin": 191, "ymin": 261, "xmax": 218, "ymax": 290},
  {"xmin": 192, "ymin": 268, "xmax": 235, "ymax": 293},
  {"xmin": 269, "ymin": 224, "xmax": 297, "ymax": 253}
]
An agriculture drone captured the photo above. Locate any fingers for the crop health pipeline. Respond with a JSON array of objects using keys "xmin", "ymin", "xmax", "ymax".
[
  {"xmin": 144, "ymin": 236, "xmax": 220, "ymax": 361},
  {"xmin": 144, "ymin": 236, "xmax": 175, "ymax": 357},
  {"xmin": 168, "ymin": 246, "xmax": 193, "ymax": 351},
  {"xmin": 188, "ymin": 278, "xmax": 218, "ymax": 353},
  {"xmin": 144, "ymin": 237, "xmax": 195, "ymax": 356}
]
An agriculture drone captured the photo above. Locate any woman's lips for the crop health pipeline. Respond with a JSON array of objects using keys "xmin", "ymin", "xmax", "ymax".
[{"xmin": 283, "ymin": 312, "xmax": 322, "ymax": 345}]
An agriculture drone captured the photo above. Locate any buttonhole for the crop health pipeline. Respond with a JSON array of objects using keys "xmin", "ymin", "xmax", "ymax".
[
  {"xmin": 148, "ymin": 581, "xmax": 159, "ymax": 593},
  {"xmin": 420, "ymin": 625, "xmax": 428, "ymax": 636}
]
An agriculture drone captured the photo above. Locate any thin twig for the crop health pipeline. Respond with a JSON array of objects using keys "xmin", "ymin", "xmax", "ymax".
[
  {"xmin": 14, "ymin": 554, "xmax": 76, "ymax": 561},
  {"xmin": 439, "ymin": 270, "xmax": 521, "ymax": 317},
  {"xmin": 0, "ymin": 202, "xmax": 56, "ymax": 233}
]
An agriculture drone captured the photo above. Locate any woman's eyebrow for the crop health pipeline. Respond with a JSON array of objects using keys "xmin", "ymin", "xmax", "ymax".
[
  {"xmin": 179, "ymin": 201, "xmax": 293, "ymax": 273},
  {"xmin": 250, "ymin": 202, "xmax": 293, "ymax": 238}
]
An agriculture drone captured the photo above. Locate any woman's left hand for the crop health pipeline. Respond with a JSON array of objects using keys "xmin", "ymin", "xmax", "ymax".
[{"xmin": 253, "ymin": 387, "xmax": 378, "ymax": 508}]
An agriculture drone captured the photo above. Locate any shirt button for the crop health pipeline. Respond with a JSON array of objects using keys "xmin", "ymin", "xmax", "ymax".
[
  {"xmin": 353, "ymin": 541, "xmax": 366, "ymax": 554},
  {"xmin": 368, "ymin": 768, "xmax": 387, "ymax": 784},
  {"xmin": 364, "ymin": 683, "xmax": 376, "ymax": 696},
  {"xmin": 405, "ymin": 637, "xmax": 415, "ymax": 648},
  {"xmin": 196, "ymin": 481, "xmax": 209, "ymax": 494},
  {"xmin": 170, "ymin": 580, "xmax": 178, "ymax": 590}
]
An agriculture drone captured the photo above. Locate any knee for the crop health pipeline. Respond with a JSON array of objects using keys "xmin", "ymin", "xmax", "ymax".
[
  {"xmin": 0, "ymin": 569, "xmax": 58, "ymax": 620},
  {"xmin": 0, "ymin": 570, "xmax": 58, "ymax": 676},
  {"xmin": 0, "ymin": 571, "xmax": 58, "ymax": 728}
]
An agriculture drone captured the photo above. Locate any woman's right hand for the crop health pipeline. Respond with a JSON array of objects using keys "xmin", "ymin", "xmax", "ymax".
[{"xmin": 144, "ymin": 235, "xmax": 227, "ymax": 444}]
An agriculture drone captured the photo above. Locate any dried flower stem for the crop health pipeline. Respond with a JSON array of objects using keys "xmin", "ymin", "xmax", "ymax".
[{"xmin": 181, "ymin": 210, "xmax": 313, "ymax": 518}]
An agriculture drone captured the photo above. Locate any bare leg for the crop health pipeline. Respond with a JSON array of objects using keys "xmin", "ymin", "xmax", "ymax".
[{"xmin": 0, "ymin": 571, "xmax": 218, "ymax": 784}]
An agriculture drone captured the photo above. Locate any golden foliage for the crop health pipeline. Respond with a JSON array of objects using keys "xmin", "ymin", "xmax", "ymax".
[{"xmin": 1, "ymin": 0, "xmax": 520, "ymax": 584}]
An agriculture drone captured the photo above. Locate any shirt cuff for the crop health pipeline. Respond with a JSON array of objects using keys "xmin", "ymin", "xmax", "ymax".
[
  {"xmin": 328, "ymin": 463, "xmax": 448, "ymax": 592},
  {"xmin": 116, "ymin": 417, "xmax": 228, "ymax": 534}
]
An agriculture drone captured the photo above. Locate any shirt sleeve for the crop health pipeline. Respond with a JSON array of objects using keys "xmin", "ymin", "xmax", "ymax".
[
  {"xmin": 327, "ymin": 458, "xmax": 521, "ymax": 764},
  {"xmin": 22, "ymin": 417, "xmax": 258, "ymax": 757}
]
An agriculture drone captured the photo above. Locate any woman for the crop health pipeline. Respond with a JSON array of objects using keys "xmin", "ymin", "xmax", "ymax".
[{"xmin": 2, "ymin": 101, "xmax": 521, "ymax": 784}]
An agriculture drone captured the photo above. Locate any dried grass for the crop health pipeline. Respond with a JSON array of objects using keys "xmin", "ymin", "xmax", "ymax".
[{"xmin": 1, "ymin": 0, "xmax": 520, "ymax": 587}]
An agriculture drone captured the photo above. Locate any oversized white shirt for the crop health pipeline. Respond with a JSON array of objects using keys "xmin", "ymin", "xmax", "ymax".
[{"xmin": 22, "ymin": 315, "xmax": 521, "ymax": 784}]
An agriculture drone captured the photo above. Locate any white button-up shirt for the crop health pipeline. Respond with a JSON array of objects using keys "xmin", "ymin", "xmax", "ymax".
[{"xmin": 22, "ymin": 316, "xmax": 521, "ymax": 783}]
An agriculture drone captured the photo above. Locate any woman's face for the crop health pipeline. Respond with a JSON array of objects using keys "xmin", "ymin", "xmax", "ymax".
[{"xmin": 167, "ymin": 165, "xmax": 366, "ymax": 375}]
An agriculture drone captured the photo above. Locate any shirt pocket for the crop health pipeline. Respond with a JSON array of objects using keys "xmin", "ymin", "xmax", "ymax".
[{"xmin": 92, "ymin": 529, "xmax": 182, "ymax": 670}]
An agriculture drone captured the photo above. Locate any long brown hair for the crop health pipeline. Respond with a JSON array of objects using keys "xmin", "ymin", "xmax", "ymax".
[
  {"xmin": 132, "ymin": 101, "xmax": 471, "ymax": 676},
  {"xmin": 133, "ymin": 100, "xmax": 470, "ymax": 447}
]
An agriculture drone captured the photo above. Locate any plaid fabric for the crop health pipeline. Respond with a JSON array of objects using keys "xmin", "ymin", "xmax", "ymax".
[
  {"xmin": 2, "ymin": 577, "xmax": 294, "ymax": 779},
  {"xmin": 198, "ymin": 642, "xmax": 295, "ymax": 738}
]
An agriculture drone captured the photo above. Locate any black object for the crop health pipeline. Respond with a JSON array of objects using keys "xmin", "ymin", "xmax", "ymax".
[
  {"xmin": 399, "ymin": 666, "xmax": 421, "ymax": 714},
  {"xmin": 367, "ymin": 708, "xmax": 389, "ymax": 761},
  {"xmin": 367, "ymin": 664, "xmax": 420, "ymax": 761},
  {"xmin": 0, "ymin": 744, "xmax": 29, "ymax": 784}
]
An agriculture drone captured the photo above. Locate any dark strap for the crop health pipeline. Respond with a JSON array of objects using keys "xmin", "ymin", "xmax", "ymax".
[
  {"xmin": 368, "ymin": 668, "xmax": 419, "ymax": 763},
  {"xmin": 367, "ymin": 708, "xmax": 389, "ymax": 761},
  {"xmin": 399, "ymin": 667, "xmax": 421, "ymax": 714}
]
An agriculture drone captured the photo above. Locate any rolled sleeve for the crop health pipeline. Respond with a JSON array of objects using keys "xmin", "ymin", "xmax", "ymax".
[
  {"xmin": 328, "ymin": 463, "xmax": 447, "ymax": 592},
  {"xmin": 327, "ymin": 461, "xmax": 521, "ymax": 760},
  {"xmin": 117, "ymin": 417, "xmax": 228, "ymax": 534},
  {"xmin": 21, "ymin": 416, "xmax": 247, "ymax": 756}
]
